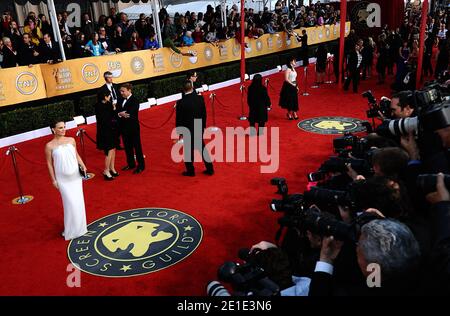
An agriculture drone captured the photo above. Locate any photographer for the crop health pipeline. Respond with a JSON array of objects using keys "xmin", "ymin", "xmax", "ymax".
[
  {"xmin": 390, "ymin": 91, "xmax": 417, "ymax": 119},
  {"xmin": 309, "ymin": 217, "xmax": 421, "ymax": 296},
  {"xmin": 424, "ymin": 173, "xmax": 450, "ymax": 293}
]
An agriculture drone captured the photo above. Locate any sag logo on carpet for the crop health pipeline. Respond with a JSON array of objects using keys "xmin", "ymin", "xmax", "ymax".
[
  {"xmin": 298, "ymin": 117, "xmax": 367, "ymax": 135},
  {"xmin": 67, "ymin": 208, "xmax": 203, "ymax": 278}
]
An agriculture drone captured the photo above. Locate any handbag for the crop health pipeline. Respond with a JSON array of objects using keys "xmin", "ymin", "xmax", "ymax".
[{"xmin": 79, "ymin": 165, "xmax": 87, "ymax": 178}]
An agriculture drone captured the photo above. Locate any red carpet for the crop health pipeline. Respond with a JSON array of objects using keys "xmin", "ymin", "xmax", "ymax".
[{"xmin": 0, "ymin": 65, "xmax": 393, "ymax": 295}]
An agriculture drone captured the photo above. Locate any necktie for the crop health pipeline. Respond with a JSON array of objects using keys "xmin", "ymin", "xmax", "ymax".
[{"xmin": 111, "ymin": 86, "xmax": 117, "ymax": 100}]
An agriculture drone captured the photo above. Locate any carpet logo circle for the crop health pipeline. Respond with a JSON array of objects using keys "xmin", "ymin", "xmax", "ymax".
[
  {"xmin": 298, "ymin": 117, "xmax": 367, "ymax": 134},
  {"xmin": 68, "ymin": 208, "xmax": 203, "ymax": 278}
]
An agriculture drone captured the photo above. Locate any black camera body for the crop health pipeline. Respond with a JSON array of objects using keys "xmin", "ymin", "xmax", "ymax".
[{"xmin": 363, "ymin": 90, "xmax": 392, "ymax": 119}]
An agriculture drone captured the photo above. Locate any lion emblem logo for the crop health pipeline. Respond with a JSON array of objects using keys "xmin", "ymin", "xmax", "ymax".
[
  {"xmin": 314, "ymin": 121, "xmax": 354, "ymax": 131},
  {"xmin": 67, "ymin": 208, "xmax": 203, "ymax": 277},
  {"xmin": 298, "ymin": 117, "xmax": 367, "ymax": 135},
  {"xmin": 102, "ymin": 222, "xmax": 173, "ymax": 257}
]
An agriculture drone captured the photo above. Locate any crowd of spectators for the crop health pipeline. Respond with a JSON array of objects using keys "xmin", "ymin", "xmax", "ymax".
[
  {"xmin": 0, "ymin": 1, "xmax": 344, "ymax": 68},
  {"xmin": 339, "ymin": 1, "xmax": 448, "ymax": 92}
]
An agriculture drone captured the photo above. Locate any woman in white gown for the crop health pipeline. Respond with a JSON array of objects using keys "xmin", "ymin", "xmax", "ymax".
[{"xmin": 45, "ymin": 121, "xmax": 88, "ymax": 240}]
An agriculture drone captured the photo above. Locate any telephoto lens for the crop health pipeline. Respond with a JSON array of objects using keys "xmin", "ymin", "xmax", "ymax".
[
  {"xmin": 416, "ymin": 174, "xmax": 450, "ymax": 194},
  {"xmin": 206, "ymin": 281, "xmax": 231, "ymax": 296}
]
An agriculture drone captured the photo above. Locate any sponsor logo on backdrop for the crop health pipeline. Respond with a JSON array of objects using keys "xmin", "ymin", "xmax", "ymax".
[
  {"xmin": 276, "ymin": 36, "xmax": 283, "ymax": 48},
  {"xmin": 232, "ymin": 43, "xmax": 240, "ymax": 57},
  {"xmin": 298, "ymin": 117, "xmax": 367, "ymax": 134},
  {"xmin": 67, "ymin": 208, "xmax": 203, "ymax": 277},
  {"xmin": 256, "ymin": 39, "xmax": 263, "ymax": 51},
  {"xmin": 15, "ymin": 72, "xmax": 38, "ymax": 95},
  {"xmin": 170, "ymin": 52, "xmax": 183, "ymax": 68},
  {"xmin": 267, "ymin": 37, "xmax": 274, "ymax": 50},
  {"xmin": 188, "ymin": 49, "xmax": 199, "ymax": 64},
  {"xmin": 53, "ymin": 67, "xmax": 74, "ymax": 91},
  {"xmin": 0, "ymin": 81, "xmax": 5, "ymax": 101},
  {"xmin": 107, "ymin": 61, "xmax": 122, "ymax": 78},
  {"xmin": 81, "ymin": 63, "xmax": 99, "ymax": 84},
  {"xmin": 204, "ymin": 46, "xmax": 214, "ymax": 61},
  {"xmin": 151, "ymin": 53, "xmax": 165, "ymax": 72},
  {"xmin": 219, "ymin": 45, "xmax": 228, "ymax": 59},
  {"xmin": 131, "ymin": 56, "xmax": 145, "ymax": 74}
]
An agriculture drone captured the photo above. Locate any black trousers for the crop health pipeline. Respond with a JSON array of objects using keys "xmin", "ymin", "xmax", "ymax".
[
  {"xmin": 184, "ymin": 137, "xmax": 213, "ymax": 173},
  {"xmin": 122, "ymin": 126, "xmax": 145, "ymax": 169},
  {"xmin": 344, "ymin": 69, "xmax": 360, "ymax": 92},
  {"xmin": 423, "ymin": 55, "xmax": 433, "ymax": 76}
]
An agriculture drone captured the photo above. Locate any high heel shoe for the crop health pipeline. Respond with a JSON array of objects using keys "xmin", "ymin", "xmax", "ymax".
[
  {"xmin": 286, "ymin": 113, "xmax": 293, "ymax": 120},
  {"xmin": 103, "ymin": 173, "xmax": 114, "ymax": 181},
  {"xmin": 293, "ymin": 113, "xmax": 299, "ymax": 120},
  {"xmin": 110, "ymin": 170, "xmax": 119, "ymax": 177}
]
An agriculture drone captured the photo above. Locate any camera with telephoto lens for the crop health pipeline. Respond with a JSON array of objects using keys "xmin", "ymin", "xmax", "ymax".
[
  {"xmin": 333, "ymin": 133, "xmax": 373, "ymax": 159},
  {"xmin": 363, "ymin": 90, "xmax": 392, "ymax": 119},
  {"xmin": 307, "ymin": 156, "xmax": 373, "ymax": 185},
  {"xmin": 375, "ymin": 88, "xmax": 448, "ymax": 138},
  {"xmin": 207, "ymin": 249, "xmax": 281, "ymax": 296},
  {"xmin": 276, "ymin": 203, "xmax": 382, "ymax": 243},
  {"xmin": 416, "ymin": 174, "xmax": 450, "ymax": 194}
]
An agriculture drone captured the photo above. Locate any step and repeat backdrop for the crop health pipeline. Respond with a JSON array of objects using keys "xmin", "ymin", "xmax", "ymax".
[{"xmin": 0, "ymin": 22, "xmax": 350, "ymax": 107}]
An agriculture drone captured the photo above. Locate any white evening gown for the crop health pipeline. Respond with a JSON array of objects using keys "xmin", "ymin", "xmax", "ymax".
[{"xmin": 52, "ymin": 144, "xmax": 88, "ymax": 240}]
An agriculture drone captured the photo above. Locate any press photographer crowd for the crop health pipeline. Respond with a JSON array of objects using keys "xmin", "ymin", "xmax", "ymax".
[{"xmin": 207, "ymin": 73, "xmax": 450, "ymax": 296}]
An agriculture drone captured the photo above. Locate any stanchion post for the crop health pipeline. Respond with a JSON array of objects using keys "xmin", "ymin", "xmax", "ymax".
[
  {"xmin": 325, "ymin": 57, "xmax": 334, "ymax": 84},
  {"xmin": 238, "ymin": 84, "xmax": 248, "ymax": 120},
  {"xmin": 210, "ymin": 93, "xmax": 219, "ymax": 131},
  {"xmin": 265, "ymin": 78, "xmax": 272, "ymax": 111},
  {"xmin": 6, "ymin": 146, "xmax": 33, "ymax": 205},
  {"xmin": 302, "ymin": 66, "xmax": 310, "ymax": 96},
  {"xmin": 75, "ymin": 128, "xmax": 94, "ymax": 180},
  {"xmin": 311, "ymin": 63, "xmax": 319, "ymax": 88}
]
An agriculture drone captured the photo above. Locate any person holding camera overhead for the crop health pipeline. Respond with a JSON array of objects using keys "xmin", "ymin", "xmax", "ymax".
[
  {"xmin": 247, "ymin": 74, "xmax": 271, "ymax": 135},
  {"xmin": 279, "ymin": 56, "xmax": 299, "ymax": 120},
  {"xmin": 45, "ymin": 121, "xmax": 88, "ymax": 240}
]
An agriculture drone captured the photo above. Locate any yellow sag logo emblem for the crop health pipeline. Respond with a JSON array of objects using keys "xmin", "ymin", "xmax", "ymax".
[
  {"xmin": 67, "ymin": 208, "xmax": 203, "ymax": 277},
  {"xmin": 15, "ymin": 72, "xmax": 38, "ymax": 95},
  {"xmin": 298, "ymin": 117, "xmax": 367, "ymax": 135}
]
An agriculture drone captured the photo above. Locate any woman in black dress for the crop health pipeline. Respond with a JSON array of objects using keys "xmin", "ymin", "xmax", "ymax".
[
  {"xmin": 247, "ymin": 74, "xmax": 271, "ymax": 136},
  {"xmin": 95, "ymin": 91, "xmax": 119, "ymax": 181},
  {"xmin": 315, "ymin": 44, "xmax": 328, "ymax": 84},
  {"xmin": 279, "ymin": 56, "xmax": 299, "ymax": 120}
]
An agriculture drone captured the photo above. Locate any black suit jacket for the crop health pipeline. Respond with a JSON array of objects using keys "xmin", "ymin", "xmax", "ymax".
[
  {"xmin": 39, "ymin": 41, "xmax": 61, "ymax": 63},
  {"xmin": 176, "ymin": 93, "xmax": 207, "ymax": 134},
  {"xmin": 116, "ymin": 95, "xmax": 140, "ymax": 132},
  {"xmin": 1, "ymin": 46, "xmax": 18, "ymax": 68},
  {"xmin": 18, "ymin": 43, "xmax": 40, "ymax": 66},
  {"xmin": 347, "ymin": 49, "xmax": 363, "ymax": 73},
  {"xmin": 98, "ymin": 83, "xmax": 121, "ymax": 102}
]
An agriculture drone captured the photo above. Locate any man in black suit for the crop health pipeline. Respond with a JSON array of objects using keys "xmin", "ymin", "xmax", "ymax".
[
  {"xmin": 18, "ymin": 33, "xmax": 40, "ymax": 66},
  {"xmin": 39, "ymin": 33, "xmax": 61, "ymax": 64},
  {"xmin": 176, "ymin": 80, "xmax": 214, "ymax": 177},
  {"xmin": 343, "ymin": 40, "xmax": 364, "ymax": 93},
  {"xmin": 99, "ymin": 71, "xmax": 120, "ymax": 106},
  {"xmin": 117, "ymin": 83, "xmax": 145, "ymax": 174},
  {"xmin": 299, "ymin": 29, "xmax": 309, "ymax": 67}
]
